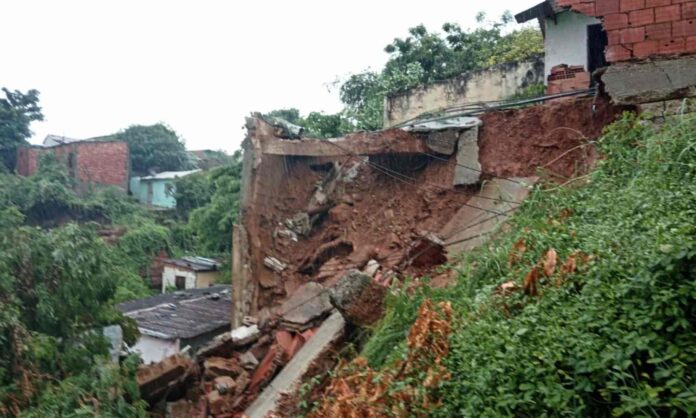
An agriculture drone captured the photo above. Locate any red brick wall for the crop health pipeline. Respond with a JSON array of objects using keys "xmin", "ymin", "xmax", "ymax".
[
  {"xmin": 16, "ymin": 141, "xmax": 129, "ymax": 190},
  {"xmin": 558, "ymin": 0, "xmax": 696, "ymax": 61}
]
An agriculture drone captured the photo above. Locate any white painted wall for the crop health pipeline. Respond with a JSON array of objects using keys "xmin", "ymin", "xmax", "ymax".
[
  {"xmin": 544, "ymin": 11, "xmax": 600, "ymax": 78},
  {"xmin": 131, "ymin": 334, "xmax": 180, "ymax": 364},
  {"xmin": 162, "ymin": 265, "xmax": 197, "ymax": 292}
]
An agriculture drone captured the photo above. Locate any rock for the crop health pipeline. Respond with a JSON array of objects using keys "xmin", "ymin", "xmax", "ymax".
[
  {"xmin": 330, "ymin": 270, "xmax": 387, "ymax": 327},
  {"xmin": 231, "ymin": 324, "xmax": 260, "ymax": 346},
  {"xmin": 426, "ymin": 129, "xmax": 459, "ymax": 155},
  {"xmin": 240, "ymin": 351, "xmax": 259, "ymax": 371},
  {"xmin": 363, "ymin": 259, "xmax": 380, "ymax": 277},
  {"xmin": 279, "ymin": 282, "xmax": 333, "ymax": 331},
  {"xmin": 263, "ymin": 256, "xmax": 287, "ymax": 273},
  {"xmin": 453, "ymin": 126, "xmax": 481, "ymax": 186},
  {"xmin": 275, "ymin": 227, "xmax": 298, "ymax": 242},
  {"xmin": 203, "ymin": 357, "xmax": 245, "ymax": 380},
  {"xmin": 285, "ymin": 212, "xmax": 311, "ymax": 237},
  {"xmin": 206, "ymin": 390, "xmax": 232, "ymax": 416},
  {"xmin": 214, "ymin": 375, "xmax": 237, "ymax": 395}
]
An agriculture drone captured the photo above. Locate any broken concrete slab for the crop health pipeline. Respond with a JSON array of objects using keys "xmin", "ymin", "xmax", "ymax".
[
  {"xmin": 203, "ymin": 357, "xmax": 246, "ymax": 380},
  {"xmin": 244, "ymin": 312, "xmax": 346, "ymax": 418},
  {"xmin": 440, "ymin": 177, "xmax": 538, "ymax": 260},
  {"xmin": 453, "ymin": 126, "xmax": 481, "ymax": 186},
  {"xmin": 426, "ymin": 129, "xmax": 459, "ymax": 155},
  {"xmin": 263, "ymin": 256, "xmax": 287, "ymax": 273},
  {"xmin": 363, "ymin": 259, "xmax": 380, "ymax": 277},
  {"xmin": 279, "ymin": 282, "xmax": 332, "ymax": 331},
  {"xmin": 285, "ymin": 212, "xmax": 311, "ymax": 237},
  {"xmin": 231, "ymin": 324, "xmax": 260, "ymax": 346},
  {"xmin": 137, "ymin": 354, "xmax": 196, "ymax": 404},
  {"xmin": 601, "ymin": 56, "xmax": 696, "ymax": 105},
  {"xmin": 330, "ymin": 270, "xmax": 387, "ymax": 327},
  {"xmin": 240, "ymin": 351, "xmax": 259, "ymax": 371}
]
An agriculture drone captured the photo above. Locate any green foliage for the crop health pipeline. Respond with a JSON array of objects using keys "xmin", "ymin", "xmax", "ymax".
[
  {"xmin": 363, "ymin": 113, "xmax": 696, "ymax": 416},
  {"xmin": 173, "ymin": 170, "xmax": 214, "ymax": 219},
  {"xmin": 264, "ymin": 108, "xmax": 355, "ymax": 138},
  {"xmin": 0, "ymin": 88, "xmax": 43, "ymax": 171},
  {"xmin": 107, "ymin": 123, "xmax": 192, "ymax": 174},
  {"xmin": 340, "ymin": 13, "xmax": 544, "ymax": 129}
]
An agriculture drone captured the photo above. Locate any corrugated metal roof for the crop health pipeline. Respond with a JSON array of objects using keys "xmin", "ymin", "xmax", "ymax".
[
  {"xmin": 139, "ymin": 169, "xmax": 201, "ymax": 181},
  {"xmin": 117, "ymin": 285, "xmax": 231, "ymax": 340},
  {"xmin": 164, "ymin": 256, "xmax": 221, "ymax": 272},
  {"xmin": 42, "ymin": 134, "xmax": 83, "ymax": 147},
  {"xmin": 400, "ymin": 116, "xmax": 482, "ymax": 132}
]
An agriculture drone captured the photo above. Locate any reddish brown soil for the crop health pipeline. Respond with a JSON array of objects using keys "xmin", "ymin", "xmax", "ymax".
[{"xmin": 479, "ymin": 96, "xmax": 630, "ymax": 179}]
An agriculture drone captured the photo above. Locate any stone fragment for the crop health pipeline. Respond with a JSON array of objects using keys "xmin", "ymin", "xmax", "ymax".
[
  {"xmin": 206, "ymin": 390, "xmax": 232, "ymax": 416},
  {"xmin": 240, "ymin": 351, "xmax": 259, "ymax": 371},
  {"xmin": 285, "ymin": 212, "xmax": 311, "ymax": 237},
  {"xmin": 275, "ymin": 227, "xmax": 298, "ymax": 242},
  {"xmin": 204, "ymin": 357, "xmax": 245, "ymax": 380},
  {"xmin": 330, "ymin": 270, "xmax": 387, "ymax": 327},
  {"xmin": 363, "ymin": 259, "xmax": 380, "ymax": 277},
  {"xmin": 263, "ymin": 256, "xmax": 287, "ymax": 273},
  {"xmin": 426, "ymin": 129, "xmax": 459, "ymax": 155},
  {"xmin": 453, "ymin": 126, "xmax": 481, "ymax": 186},
  {"xmin": 231, "ymin": 324, "xmax": 260, "ymax": 346},
  {"xmin": 279, "ymin": 282, "xmax": 333, "ymax": 331},
  {"xmin": 214, "ymin": 375, "xmax": 237, "ymax": 395}
]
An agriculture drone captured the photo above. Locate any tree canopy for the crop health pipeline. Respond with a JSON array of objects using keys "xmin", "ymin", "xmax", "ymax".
[
  {"xmin": 107, "ymin": 123, "xmax": 192, "ymax": 174},
  {"xmin": 0, "ymin": 88, "xmax": 43, "ymax": 171}
]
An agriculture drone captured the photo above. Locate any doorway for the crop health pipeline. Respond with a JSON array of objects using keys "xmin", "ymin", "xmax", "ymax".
[{"xmin": 587, "ymin": 24, "xmax": 608, "ymax": 77}]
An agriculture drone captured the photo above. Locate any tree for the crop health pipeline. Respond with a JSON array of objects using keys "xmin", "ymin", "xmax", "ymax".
[
  {"xmin": 108, "ymin": 123, "xmax": 192, "ymax": 174},
  {"xmin": 264, "ymin": 109, "xmax": 355, "ymax": 138},
  {"xmin": 0, "ymin": 88, "xmax": 43, "ymax": 171}
]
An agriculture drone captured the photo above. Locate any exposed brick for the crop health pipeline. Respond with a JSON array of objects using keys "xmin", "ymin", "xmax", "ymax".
[
  {"xmin": 621, "ymin": 0, "xmax": 645, "ymax": 11},
  {"xmin": 621, "ymin": 26, "xmax": 647, "ymax": 42},
  {"xmin": 603, "ymin": 13, "xmax": 630, "ymax": 29},
  {"xmin": 687, "ymin": 36, "xmax": 696, "ymax": 52},
  {"xmin": 629, "ymin": 8, "xmax": 655, "ymax": 25},
  {"xmin": 606, "ymin": 44, "xmax": 633, "ymax": 61},
  {"xmin": 683, "ymin": 2, "xmax": 696, "ymax": 20},
  {"xmin": 654, "ymin": 4, "xmax": 682, "ymax": 22},
  {"xmin": 645, "ymin": 0, "xmax": 670, "ymax": 6},
  {"xmin": 632, "ymin": 39, "xmax": 660, "ymax": 56},
  {"xmin": 608, "ymin": 29, "xmax": 622, "ymax": 44},
  {"xmin": 597, "ymin": 0, "xmax": 621, "ymax": 15},
  {"xmin": 645, "ymin": 22, "xmax": 673, "ymax": 39},
  {"xmin": 673, "ymin": 19, "xmax": 696, "ymax": 37},
  {"xmin": 671, "ymin": 0, "xmax": 688, "ymax": 3},
  {"xmin": 573, "ymin": 2, "xmax": 597, "ymax": 15},
  {"xmin": 658, "ymin": 37, "xmax": 686, "ymax": 53}
]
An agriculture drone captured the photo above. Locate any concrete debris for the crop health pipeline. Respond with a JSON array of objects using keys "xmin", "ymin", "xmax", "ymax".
[
  {"xmin": 263, "ymin": 256, "xmax": 287, "ymax": 273},
  {"xmin": 453, "ymin": 126, "xmax": 481, "ymax": 186},
  {"xmin": 601, "ymin": 56, "xmax": 696, "ymax": 105},
  {"xmin": 240, "ymin": 351, "xmax": 260, "ymax": 370},
  {"xmin": 363, "ymin": 259, "xmax": 380, "ymax": 277},
  {"xmin": 279, "ymin": 282, "xmax": 333, "ymax": 331},
  {"xmin": 231, "ymin": 324, "xmax": 260, "ymax": 346},
  {"xmin": 401, "ymin": 115, "xmax": 481, "ymax": 132},
  {"xmin": 203, "ymin": 357, "xmax": 246, "ymax": 380},
  {"xmin": 274, "ymin": 226, "xmax": 298, "ymax": 242},
  {"xmin": 214, "ymin": 375, "xmax": 237, "ymax": 395},
  {"xmin": 285, "ymin": 212, "xmax": 311, "ymax": 237},
  {"xmin": 242, "ymin": 316, "xmax": 258, "ymax": 326},
  {"xmin": 426, "ymin": 129, "xmax": 459, "ymax": 155},
  {"xmin": 244, "ymin": 312, "xmax": 347, "ymax": 418},
  {"xmin": 249, "ymin": 345, "xmax": 285, "ymax": 393},
  {"xmin": 330, "ymin": 270, "xmax": 387, "ymax": 327},
  {"xmin": 137, "ymin": 354, "xmax": 196, "ymax": 404}
]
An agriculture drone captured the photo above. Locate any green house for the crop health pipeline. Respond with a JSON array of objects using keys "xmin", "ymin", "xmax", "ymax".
[{"xmin": 129, "ymin": 170, "xmax": 200, "ymax": 208}]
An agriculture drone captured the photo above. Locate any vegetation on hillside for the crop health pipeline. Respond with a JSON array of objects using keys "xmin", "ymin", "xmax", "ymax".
[{"xmin": 314, "ymin": 113, "xmax": 696, "ymax": 416}]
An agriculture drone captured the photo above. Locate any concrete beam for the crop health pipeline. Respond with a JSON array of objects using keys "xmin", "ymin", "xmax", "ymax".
[
  {"xmin": 258, "ymin": 130, "xmax": 429, "ymax": 157},
  {"xmin": 602, "ymin": 56, "xmax": 696, "ymax": 105},
  {"xmin": 244, "ymin": 312, "xmax": 346, "ymax": 418}
]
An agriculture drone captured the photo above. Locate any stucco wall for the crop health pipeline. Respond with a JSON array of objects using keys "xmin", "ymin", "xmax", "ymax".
[
  {"xmin": 131, "ymin": 334, "xmax": 179, "ymax": 364},
  {"xmin": 384, "ymin": 56, "xmax": 545, "ymax": 127},
  {"xmin": 162, "ymin": 265, "xmax": 197, "ymax": 292},
  {"xmin": 129, "ymin": 178, "xmax": 177, "ymax": 208},
  {"xmin": 545, "ymin": 11, "xmax": 601, "ymax": 77}
]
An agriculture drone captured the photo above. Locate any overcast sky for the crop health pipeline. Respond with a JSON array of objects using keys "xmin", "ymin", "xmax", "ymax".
[{"xmin": 3, "ymin": 0, "xmax": 538, "ymax": 152}]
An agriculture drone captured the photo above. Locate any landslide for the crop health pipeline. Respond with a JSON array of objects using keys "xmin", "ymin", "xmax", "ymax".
[{"xmin": 312, "ymin": 112, "xmax": 696, "ymax": 416}]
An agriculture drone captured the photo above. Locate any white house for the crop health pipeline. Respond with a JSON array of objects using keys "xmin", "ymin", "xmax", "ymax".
[{"xmin": 161, "ymin": 256, "xmax": 222, "ymax": 293}]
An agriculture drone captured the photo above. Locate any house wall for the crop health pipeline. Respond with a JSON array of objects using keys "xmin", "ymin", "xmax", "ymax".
[
  {"xmin": 16, "ymin": 141, "xmax": 129, "ymax": 191},
  {"xmin": 383, "ymin": 56, "xmax": 545, "ymax": 127},
  {"xmin": 131, "ymin": 334, "xmax": 180, "ymax": 364},
  {"xmin": 545, "ymin": 11, "xmax": 601, "ymax": 76},
  {"xmin": 129, "ymin": 178, "xmax": 177, "ymax": 208},
  {"xmin": 557, "ymin": 0, "xmax": 696, "ymax": 62},
  {"xmin": 162, "ymin": 265, "xmax": 198, "ymax": 292}
]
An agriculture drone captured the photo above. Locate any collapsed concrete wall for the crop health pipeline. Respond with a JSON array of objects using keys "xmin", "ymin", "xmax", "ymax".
[{"xmin": 383, "ymin": 55, "xmax": 545, "ymax": 128}]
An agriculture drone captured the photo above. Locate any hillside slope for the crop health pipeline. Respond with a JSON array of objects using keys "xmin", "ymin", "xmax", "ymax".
[{"xmin": 313, "ymin": 112, "xmax": 696, "ymax": 417}]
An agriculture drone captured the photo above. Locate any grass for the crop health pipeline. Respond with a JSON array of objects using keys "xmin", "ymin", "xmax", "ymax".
[{"xmin": 360, "ymin": 112, "xmax": 696, "ymax": 417}]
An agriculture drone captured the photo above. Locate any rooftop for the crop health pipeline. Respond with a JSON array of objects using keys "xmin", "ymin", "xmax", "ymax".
[
  {"xmin": 139, "ymin": 169, "xmax": 201, "ymax": 181},
  {"xmin": 164, "ymin": 256, "xmax": 221, "ymax": 272},
  {"xmin": 118, "ymin": 285, "xmax": 231, "ymax": 340}
]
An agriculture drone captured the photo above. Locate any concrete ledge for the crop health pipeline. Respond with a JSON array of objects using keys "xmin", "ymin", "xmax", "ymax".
[{"xmin": 244, "ymin": 312, "xmax": 346, "ymax": 418}]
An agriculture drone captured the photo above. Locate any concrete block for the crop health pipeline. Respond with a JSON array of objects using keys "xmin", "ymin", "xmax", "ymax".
[
  {"xmin": 425, "ymin": 129, "xmax": 458, "ymax": 155},
  {"xmin": 453, "ymin": 126, "xmax": 481, "ymax": 186},
  {"xmin": 602, "ymin": 55, "xmax": 696, "ymax": 104}
]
